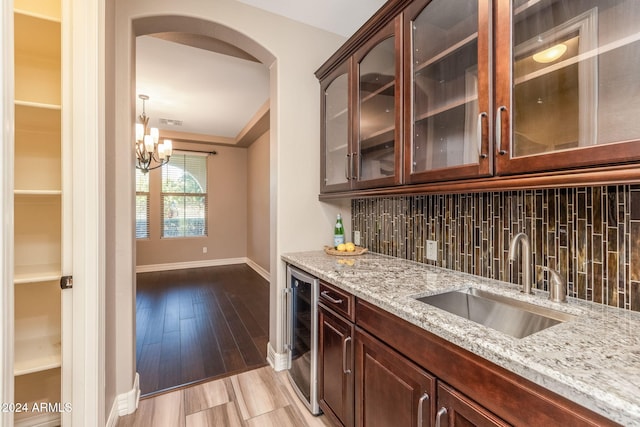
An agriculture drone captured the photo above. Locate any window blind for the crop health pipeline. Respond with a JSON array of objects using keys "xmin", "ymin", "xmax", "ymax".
[
  {"xmin": 135, "ymin": 169, "xmax": 150, "ymax": 239},
  {"xmin": 161, "ymin": 153, "xmax": 208, "ymax": 238}
]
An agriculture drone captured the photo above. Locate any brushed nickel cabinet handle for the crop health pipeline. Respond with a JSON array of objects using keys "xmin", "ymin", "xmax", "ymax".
[
  {"xmin": 345, "ymin": 153, "xmax": 351, "ymax": 180},
  {"xmin": 417, "ymin": 392, "xmax": 430, "ymax": 426},
  {"xmin": 478, "ymin": 112, "xmax": 488, "ymax": 159},
  {"xmin": 321, "ymin": 290, "xmax": 343, "ymax": 304},
  {"xmin": 436, "ymin": 407, "xmax": 448, "ymax": 427},
  {"xmin": 496, "ymin": 105, "xmax": 508, "ymax": 155},
  {"xmin": 342, "ymin": 336, "xmax": 352, "ymax": 374}
]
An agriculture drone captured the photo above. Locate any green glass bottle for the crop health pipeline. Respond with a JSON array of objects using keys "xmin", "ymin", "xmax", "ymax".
[{"xmin": 334, "ymin": 214, "xmax": 345, "ymax": 247}]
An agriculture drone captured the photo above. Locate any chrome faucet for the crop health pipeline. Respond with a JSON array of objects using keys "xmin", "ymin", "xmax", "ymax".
[{"xmin": 508, "ymin": 232, "xmax": 534, "ymax": 294}]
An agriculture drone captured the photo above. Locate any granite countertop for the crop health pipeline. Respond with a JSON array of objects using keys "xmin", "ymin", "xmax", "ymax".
[{"xmin": 282, "ymin": 250, "xmax": 640, "ymax": 426}]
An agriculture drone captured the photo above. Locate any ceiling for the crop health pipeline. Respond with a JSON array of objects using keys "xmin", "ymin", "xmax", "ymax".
[{"xmin": 135, "ymin": 0, "xmax": 386, "ymax": 144}]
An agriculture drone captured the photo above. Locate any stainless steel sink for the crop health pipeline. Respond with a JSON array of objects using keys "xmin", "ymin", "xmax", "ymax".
[{"xmin": 416, "ymin": 287, "xmax": 575, "ymax": 338}]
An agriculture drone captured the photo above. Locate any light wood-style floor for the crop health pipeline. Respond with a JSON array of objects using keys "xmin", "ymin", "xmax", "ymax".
[{"xmin": 117, "ymin": 365, "xmax": 331, "ymax": 427}]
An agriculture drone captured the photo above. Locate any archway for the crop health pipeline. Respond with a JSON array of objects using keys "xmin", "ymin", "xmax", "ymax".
[{"xmin": 131, "ymin": 14, "xmax": 276, "ymax": 394}]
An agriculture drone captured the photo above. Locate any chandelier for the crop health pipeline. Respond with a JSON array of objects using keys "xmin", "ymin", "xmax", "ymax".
[{"xmin": 135, "ymin": 94, "xmax": 173, "ymax": 173}]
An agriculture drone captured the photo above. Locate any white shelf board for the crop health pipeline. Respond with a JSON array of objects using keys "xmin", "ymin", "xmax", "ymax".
[
  {"xmin": 14, "ymin": 264, "xmax": 61, "ymax": 284},
  {"xmin": 14, "ymin": 336, "xmax": 62, "ymax": 376},
  {"xmin": 15, "ymin": 190, "xmax": 62, "ymax": 196}
]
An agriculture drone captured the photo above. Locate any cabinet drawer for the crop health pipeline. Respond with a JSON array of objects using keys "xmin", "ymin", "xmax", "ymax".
[{"xmin": 319, "ymin": 282, "xmax": 355, "ymax": 321}]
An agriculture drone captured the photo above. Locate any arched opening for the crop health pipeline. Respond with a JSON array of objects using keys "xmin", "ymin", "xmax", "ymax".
[{"xmin": 131, "ymin": 15, "xmax": 275, "ymax": 396}]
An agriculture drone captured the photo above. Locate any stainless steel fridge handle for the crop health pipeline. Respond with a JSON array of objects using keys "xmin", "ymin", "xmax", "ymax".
[
  {"xmin": 284, "ymin": 288, "xmax": 292, "ymax": 352},
  {"xmin": 342, "ymin": 336, "xmax": 352, "ymax": 374}
]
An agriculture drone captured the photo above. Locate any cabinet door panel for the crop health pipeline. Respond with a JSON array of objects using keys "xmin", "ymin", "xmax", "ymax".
[
  {"xmin": 319, "ymin": 307, "xmax": 354, "ymax": 427},
  {"xmin": 354, "ymin": 17, "xmax": 403, "ymax": 189},
  {"xmin": 321, "ymin": 62, "xmax": 352, "ymax": 193},
  {"xmin": 496, "ymin": 0, "xmax": 640, "ymax": 174},
  {"xmin": 404, "ymin": 0, "xmax": 491, "ymax": 184},
  {"xmin": 356, "ymin": 328, "xmax": 435, "ymax": 427},
  {"xmin": 436, "ymin": 382, "xmax": 510, "ymax": 427}
]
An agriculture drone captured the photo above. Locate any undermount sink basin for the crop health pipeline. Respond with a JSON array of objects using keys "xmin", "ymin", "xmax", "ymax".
[{"xmin": 416, "ymin": 287, "xmax": 575, "ymax": 339}]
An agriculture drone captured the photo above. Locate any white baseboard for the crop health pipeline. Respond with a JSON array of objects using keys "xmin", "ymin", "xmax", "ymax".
[
  {"xmin": 136, "ymin": 257, "xmax": 247, "ymax": 273},
  {"xmin": 137, "ymin": 257, "xmax": 271, "ymax": 282},
  {"xmin": 246, "ymin": 258, "xmax": 270, "ymax": 281},
  {"xmin": 267, "ymin": 341, "xmax": 289, "ymax": 372},
  {"xmin": 105, "ymin": 396, "xmax": 119, "ymax": 427},
  {"xmin": 118, "ymin": 372, "xmax": 140, "ymax": 416},
  {"xmin": 106, "ymin": 372, "xmax": 140, "ymax": 426}
]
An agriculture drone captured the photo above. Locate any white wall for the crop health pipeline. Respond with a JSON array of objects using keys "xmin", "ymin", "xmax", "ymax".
[{"xmin": 109, "ymin": 0, "xmax": 350, "ymax": 417}]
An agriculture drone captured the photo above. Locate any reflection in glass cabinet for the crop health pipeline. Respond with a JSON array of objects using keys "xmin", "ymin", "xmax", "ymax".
[
  {"xmin": 324, "ymin": 72, "xmax": 350, "ymax": 187},
  {"xmin": 358, "ymin": 36, "xmax": 396, "ymax": 181},
  {"xmin": 512, "ymin": 0, "xmax": 640, "ymax": 158},
  {"xmin": 410, "ymin": 0, "xmax": 480, "ymax": 173}
]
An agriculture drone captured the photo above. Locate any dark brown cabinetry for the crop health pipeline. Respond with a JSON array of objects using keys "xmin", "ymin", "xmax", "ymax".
[
  {"xmin": 320, "ymin": 16, "xmax": 403, "ymax": 193},
  {"xmin": 317, "ymin": 0, "xmax": 640, "ymax": 197},
  {"xmin": 316, "ymin": 281, "xmax": 618, "ymax": 426},
  {"xmin": 318, "ymin": 282, "xmax": 356, "ymax": 427},
  {"xmin": 436, "ymin": 382, "xmax": 510, "ymax": 427},
  {"xmin": 356, "ymin": 299, "xmax": 618, "ymax": 427},
  {"xmin": 403, "ymin": 0, "xmax": 492, "ymax": 184},
  {"xmin": 355, "ymin": 328, "xmax": 435, "ymax": 427},
  {"xmin": 494, "ymin": 0, "xmax": 640, "ymax": 175}
]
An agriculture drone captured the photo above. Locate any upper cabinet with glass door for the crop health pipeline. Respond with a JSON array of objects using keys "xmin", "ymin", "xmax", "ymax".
[
  {"xmin": 353, "ymin": 17, "xmax": 403, "ymax": 189},
  {"xmin": 321, "ymin": 61, "xmax": 352, "ymax": 193},
  {"xmin": 495, "ymin": 0, "xmax": 640, "ymax": 174},
  {"xmin": 404, "ymin": 0, "xmax": 491, "ymax": 184}
]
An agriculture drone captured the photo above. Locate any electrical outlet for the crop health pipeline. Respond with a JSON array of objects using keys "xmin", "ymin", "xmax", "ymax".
[
  {"xmin": 202, "ymin": 246, "xmax": 208, "ymax": 254},
  {"xmin": 354, "ymin": 231, "xmax": 361, "ymax": 246},
  {"xmin": 426, "ymin": 240, "xmax": 437, "ymax": 261}
]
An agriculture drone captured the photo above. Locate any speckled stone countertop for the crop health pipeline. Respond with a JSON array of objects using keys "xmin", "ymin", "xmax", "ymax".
[{"xmin": 282, "ymin": 250, "xmax": 640, "ymax": 426}]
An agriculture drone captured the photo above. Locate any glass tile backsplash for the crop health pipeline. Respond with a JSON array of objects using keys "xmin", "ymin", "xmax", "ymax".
[{"xmin": 352, "ymin": 185, "xmax": 640, "ymax": 311}]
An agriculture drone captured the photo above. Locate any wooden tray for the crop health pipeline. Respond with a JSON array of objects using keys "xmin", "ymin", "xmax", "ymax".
[{"xmin": 324, "ymin": 245, "xmax": 368, "ymax": 256}]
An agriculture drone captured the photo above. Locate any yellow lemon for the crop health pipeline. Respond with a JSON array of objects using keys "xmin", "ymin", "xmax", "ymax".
[
  {"xmin": 336, "ymin": 243, "xmax": 347, "ymax": 252},
  {"xmin": 345, "ymin": 242, "xmax": 356, "ymax": 252}
]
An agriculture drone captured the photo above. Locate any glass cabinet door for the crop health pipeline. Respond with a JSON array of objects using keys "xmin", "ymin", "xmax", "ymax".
[
  {"xmin": 405, "ymin": 0, "xmax": 490, "ymax": 184},
  {"xmin": 321, "ymin": 62, "xmax": 351, "ymax": 192},
  {"xmin": 496, "ymin": 0, "xmax": 640, "ymax": 175},
  {"xmin": 354, "ymin": 18, "xmax": 402, "ymax": 188}
]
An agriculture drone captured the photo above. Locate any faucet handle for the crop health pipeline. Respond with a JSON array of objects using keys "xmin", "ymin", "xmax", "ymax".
[{"xmin": 540, "ymin": 266, "xmax": 567, "ymax": 303}]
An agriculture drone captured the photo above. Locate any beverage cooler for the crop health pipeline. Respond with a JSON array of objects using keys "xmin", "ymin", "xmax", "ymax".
[{"xmin": 285, "ymin": 265, "xmax": 321, "ymax": 414}]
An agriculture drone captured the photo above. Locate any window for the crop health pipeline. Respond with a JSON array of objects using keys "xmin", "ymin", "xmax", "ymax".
[
  {"xmin": 135, "ymin": 169, "xmax": 150, "ymax": 239},
  {"xmin": 161, "ymin": 153, "xmax": 208, "ymax": 238}
]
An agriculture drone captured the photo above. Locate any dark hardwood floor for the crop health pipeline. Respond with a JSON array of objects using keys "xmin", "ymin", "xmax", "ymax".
[{"xmin": 136, "ymin": 263, "xmax": 270, "ymax": 396}]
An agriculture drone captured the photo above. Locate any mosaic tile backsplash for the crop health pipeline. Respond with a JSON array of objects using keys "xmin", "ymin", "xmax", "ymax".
[{"xmin": 352, "ymin": 185, "xmax": 640, "ymax": 312}]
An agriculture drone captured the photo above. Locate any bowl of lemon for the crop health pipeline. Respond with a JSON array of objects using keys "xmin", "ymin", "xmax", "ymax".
[{"xmin": 324, "ymin": 242, "xmax": 368, "ymax": 256}]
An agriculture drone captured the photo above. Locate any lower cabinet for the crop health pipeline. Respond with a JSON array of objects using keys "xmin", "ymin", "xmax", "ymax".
[
  {"xmin": 436, "ymin": 382, "xmax": 510, "ymax": 427},
  {"xmin": 355, "ymin": 328, "xmax": 435, "ymax": 427},
  {"xmin": 319, "ymin": 305, "xmax": 355, "ymax": 427},
  {"xmin": 317, "ymin": 287, "xmax": 618, "ymax": 426}
]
